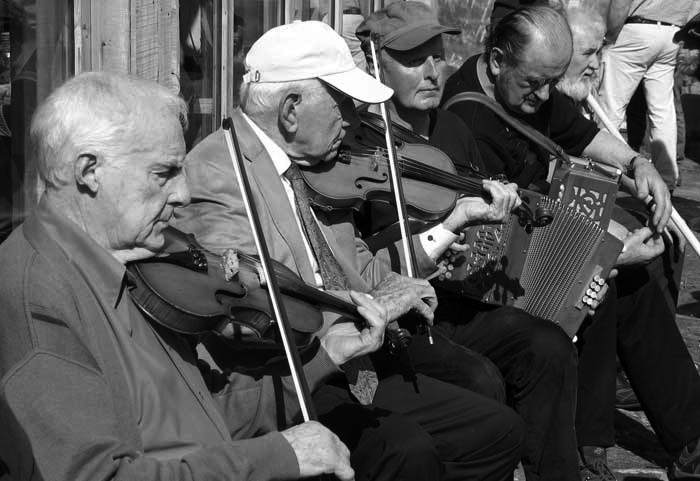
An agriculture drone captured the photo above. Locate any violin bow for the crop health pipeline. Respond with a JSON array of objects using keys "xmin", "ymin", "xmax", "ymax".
[
  {"xmin": 369, "ymin": 35, "xmax": 419, "ymax": 278},
  {"xmin": 222, "ymin": 117, "xmax": 317, "ymax": 422},
  {"xmin": 370, "ymin": 35, "xmax": 432, "ymax": 347}
]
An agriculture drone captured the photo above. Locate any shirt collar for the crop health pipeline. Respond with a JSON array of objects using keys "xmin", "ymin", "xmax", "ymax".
[
  {"xmin": 36, "ymin": 197, "xmax": 128, "ymax": 309},
  {"xmin": 241, "ymin": 112, "xmax": 291, "ymax": 176}
]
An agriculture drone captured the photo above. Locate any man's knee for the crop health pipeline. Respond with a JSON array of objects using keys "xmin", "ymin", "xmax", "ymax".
[
  {"xmin": 433, "ymin": 339, "xmax": 506, "ymax": 403},
  {"xmin": 455, "ymin": 403, "xmax": 525, "ymax": 471},
  {"xmin": 486, "ymin": 405, "xmax": 526, "ymax": 460},
  {"xmin": 461, "ymin": 355, "xmax": 506, "ymax": 403},
  {"xmin": 498, "ymin": 307, "xmax": 577, "ymax": 371},
  {"xmin": 354, "ymin": 415, "xmax": 443, "ymax": 480}
]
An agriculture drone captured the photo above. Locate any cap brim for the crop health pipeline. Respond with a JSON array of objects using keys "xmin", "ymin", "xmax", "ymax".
[
  {"xmin": 320, "ymin": 67, "xmax": 394, "ymax": 104},
  {"xmin": 385, "ymin": 24, "xmax": 461, "ymax": 51}
]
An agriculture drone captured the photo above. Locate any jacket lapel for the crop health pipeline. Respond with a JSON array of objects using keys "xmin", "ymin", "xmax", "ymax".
[{"xmin": 230, "ymin": 111, "xmax": 317, "ymax": 284}]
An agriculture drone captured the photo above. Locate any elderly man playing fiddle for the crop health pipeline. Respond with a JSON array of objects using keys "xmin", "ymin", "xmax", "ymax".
[
  {"xmin": 556, "ymin": 6, "xmax": 700, "ymax": 479},
  {"xmin": 0, "ymin": 71, "xmax": 479, "ymax": 481},
  {"xmin": 351, "ymin": 3, "xmax": 580, "ymax": 481},
  {"xmin": 175, "ymin": 20, "xmax": 525, "ymax": 481}
]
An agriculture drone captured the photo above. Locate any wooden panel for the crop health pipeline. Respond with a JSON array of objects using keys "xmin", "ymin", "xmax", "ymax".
[
  {"xmin": 131, "ymin": 0, "xmax": 159, "ymax": 80},
  {"xmin": 131, "ymin": 0, "xmax": 180, "ymax": 92},
  {"xmin": 97, "ymin": 0, "xmax": 130, "ymax": 73},
  {"xmin": 76, "ymin": 0, "xmax": 179, "ymax": 92}
]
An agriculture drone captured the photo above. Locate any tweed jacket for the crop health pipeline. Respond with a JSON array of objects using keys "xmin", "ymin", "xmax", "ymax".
[{"xmin": 0, "ymin": 200, "xmax": 341, "ymax": 481}]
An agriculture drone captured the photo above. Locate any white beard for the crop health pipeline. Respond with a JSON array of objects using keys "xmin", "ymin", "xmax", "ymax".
[{"xmin": 556, "ymin": 76, "xmax": 593, "ymax": 102}]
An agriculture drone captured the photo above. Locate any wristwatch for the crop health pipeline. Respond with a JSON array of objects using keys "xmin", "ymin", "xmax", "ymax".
[{"xmin": 626, "ymin": 155, "xmax": 644, "ymax": 177}]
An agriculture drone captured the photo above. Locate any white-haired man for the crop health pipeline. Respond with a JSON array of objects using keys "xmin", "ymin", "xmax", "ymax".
[
  {"xmin": 556, "ymin": 6, "xmax": 607, "ymax": 104},
  {"xmin": 558, "ymin": 7, "xmax": 700, "ymax": 480},
  {"xmin": 175, "ymin": 20, "xmax": 526, "ymax": 481},
  {"xmin": 0, "ymin": 71, "xmax": 513, "ymax": 481}
]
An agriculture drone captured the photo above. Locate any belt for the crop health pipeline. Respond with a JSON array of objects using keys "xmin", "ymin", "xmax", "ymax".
[
  {"xmin": 625, "ymin": 16, "xmax": 680, "ymax": 27},
  {"xmin": 343, "ymin": 7, "xmax": 362, "ymax": 15}
]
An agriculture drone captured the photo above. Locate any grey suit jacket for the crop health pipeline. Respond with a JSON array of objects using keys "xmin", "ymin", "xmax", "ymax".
[
  {"xmin": 0, "ymin": 199, "xmax": 327, "ymax": 481},
  {"xmin": 174, "ymin": 109, "xmax": 437, "ymax": 292}
]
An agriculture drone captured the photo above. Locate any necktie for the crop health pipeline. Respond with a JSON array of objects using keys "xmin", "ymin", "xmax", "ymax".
[
  {"xmin": 284, "ymin": 163, "xmax": 378, "ymax": 404},
  {"xmin": 283, "ymin": 163, "xmax": 350, "ymax": 290}
]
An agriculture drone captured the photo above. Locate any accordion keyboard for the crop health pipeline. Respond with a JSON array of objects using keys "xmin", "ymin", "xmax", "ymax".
[{"xmin": 434, "ymin": 194, "xmax": 623, "ymax": 337}]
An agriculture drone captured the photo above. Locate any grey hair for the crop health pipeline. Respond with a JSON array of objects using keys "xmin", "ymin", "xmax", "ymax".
[
  {"xmin": 30, "ymin": 71, "xmax": 188, "ymax": 189},
  {"xmin": 238, "ymin": 78, "xmax": 325, "ymax": 119},
  {"xmin": 566, "ymin": 4, "xmax": 606, "ymax": 42},
  {"xmin": 485, "ymin": 4, "xmax": 572, "ymax": 67}
]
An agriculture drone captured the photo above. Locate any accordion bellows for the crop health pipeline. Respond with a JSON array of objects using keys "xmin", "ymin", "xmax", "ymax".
[{"xmin": 435, "ymin": 189, "xmax": 623, "ymax": 338}]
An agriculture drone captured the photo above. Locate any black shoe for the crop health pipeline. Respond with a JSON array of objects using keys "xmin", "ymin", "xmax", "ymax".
[
  {"xmin": 671, "ymin": 440, "xmax": 700, "ymax": 479},
  {"xmin": 615, "ymin": 370, "xmax": 642, "ymax": 411},
  {"xmin": 580, "ymin": 446, "xmax": 617, "ymax": 481}
]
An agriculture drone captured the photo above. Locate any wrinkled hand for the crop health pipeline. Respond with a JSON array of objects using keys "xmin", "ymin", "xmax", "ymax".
[
  {"xmin": 369, "ymin": 272, "xmax": 437, "ymax": 324},
  {"xmin": 321, "ymin": 291, "xmax": 389, "ymax": 365},
  {"xmin": 442, "ymin": 180, "xmax": 521, "ymax": 233},
  {"xmin": 615, "ymin": 227, "xmax": 665, "ymax": 267},
  {"xmin": 281, "ymin": 421, "xmax": 354, "ymax": 481},
  {"xmin": 631, "ymin": 160, "xmax": 672, "ymax": 233}
]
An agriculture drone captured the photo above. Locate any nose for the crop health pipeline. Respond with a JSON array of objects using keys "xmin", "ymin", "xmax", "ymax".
[
  {"xmin": 424, "ymin": 56, "xmax": 439, "ymax": 81},
  {"xmin": 533, "ymin": 83, "xmax": 550, "ymax": 102},
  {"xmin": 170, "ymin": 170, "xmax": 191, "ymax": 207},
  {"xmin": 590, "ymin": 53, "xmax": 601, "ymax": 72}
]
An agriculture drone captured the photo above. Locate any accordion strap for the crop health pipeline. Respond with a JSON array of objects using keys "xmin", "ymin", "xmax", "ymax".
[{"xmin": 442, "ymin": 92, "xmax": 570, "ymax": 165}]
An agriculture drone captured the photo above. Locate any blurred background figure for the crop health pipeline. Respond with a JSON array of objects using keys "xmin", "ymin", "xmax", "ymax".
[
  {"xmin": 323, "ymin": 0, "xmax": 367, "ymax": 71},
  {"xmin": 599, "ymin": 0, "xmax": 694, "ymax": 191}
]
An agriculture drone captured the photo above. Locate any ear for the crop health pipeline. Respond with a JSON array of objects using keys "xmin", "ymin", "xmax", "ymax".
[
  {"xmin": 74, "ymin": 153, "xmax": 101, "ymax": 193},
  {"xmin": 278, "ymin": 91, "xmax": 301, "ymax": 136},
  {"xmin": 489, "ymin": 47, "xmax": 505, "ymax": 76}
]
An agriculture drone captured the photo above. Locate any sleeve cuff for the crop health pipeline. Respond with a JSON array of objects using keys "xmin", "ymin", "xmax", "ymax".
[
  {"xmin": 228, "ymin": 432, "xmax": 299, "ymax": 480},
  {"xmin": 419, "ymin": 224, "xmax": 460, "ymax": 260},
  {"xmin": 304, "ymin": 345, "xmax": 342, "ymax": 391}
]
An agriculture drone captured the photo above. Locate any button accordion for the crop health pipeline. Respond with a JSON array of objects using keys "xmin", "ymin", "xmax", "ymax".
[{"xmin": 433, "ymin": 157, "xmax": 624, "ymax": 337}]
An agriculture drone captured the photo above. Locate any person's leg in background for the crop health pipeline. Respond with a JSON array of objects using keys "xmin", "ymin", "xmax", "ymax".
[
  {"xmin": 643, "ymin": 25, "xmax": 681, "ymax": 189},
  {"xmin": 600, "ymin": 23, "xmax": 650, "ymax": 135}
]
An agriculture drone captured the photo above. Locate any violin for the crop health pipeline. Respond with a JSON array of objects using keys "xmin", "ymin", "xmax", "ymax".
[
  {"xmin": 128, "ymin": 226, "xmax": 360, "ymax": 370},
  {"xmin": 302, "ymin": 112, "xmax": 552, "ymax": 233},
  {"xmin": 301, "ymin": 119, "xmax": 460, "ymax": 221}
]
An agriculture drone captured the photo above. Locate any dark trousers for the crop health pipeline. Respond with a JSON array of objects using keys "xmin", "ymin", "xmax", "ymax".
[
  {"xmin": 407, "ymin": 326, "xmax": 506, "ymax": 403},
  {"xmin": 576, "ymin": 255, "xmax": 700, "ymax": 455},
  {"xmin": 416, "ymin": 303, "xmax": 579, "ymax": 481},
  {"xmin": 314, "ymin": 371, "xmax": 524, "ymax": 481},
  {"xmin": 575, "ymin": 204, "xmax": 700, "ymax": 455}
]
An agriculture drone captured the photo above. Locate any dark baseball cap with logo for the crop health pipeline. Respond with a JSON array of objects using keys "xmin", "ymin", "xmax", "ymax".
[{"xmin": 355, "ymin": 1, "xmax": 461, "ymax": 51}]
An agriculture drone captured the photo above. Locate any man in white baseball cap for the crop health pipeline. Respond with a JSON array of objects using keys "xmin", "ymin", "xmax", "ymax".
[
  {"xmin": 175, "ymin": 20, "xmax": 524, "ymax": 481},
  {"xmin": 243, "ymin": 20, "xmax": 392, "ymax": 105}
]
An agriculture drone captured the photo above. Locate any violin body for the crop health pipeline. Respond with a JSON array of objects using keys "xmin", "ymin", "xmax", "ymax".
[
  {"xmin": 301, "ymin": 117, "xmax": 458, "ymax": 221},
  {"xmin": 128, "ymin": 227, "xmax": 358, "ymax": 369}
]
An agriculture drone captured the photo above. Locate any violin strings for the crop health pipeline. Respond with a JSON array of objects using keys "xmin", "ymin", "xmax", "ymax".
[
  {"xmin": 340, "ymin": 149, "xmax": 484, "ymax": 196},
  {"xmin": 340, "ymin": 149, "xmax": 483, "ymax": 191}
]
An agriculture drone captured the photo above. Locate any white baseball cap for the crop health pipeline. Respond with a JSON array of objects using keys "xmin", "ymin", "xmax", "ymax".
[{"xmin": 243, "ymin": 20, "xmax": 393, "ymax": 104}]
